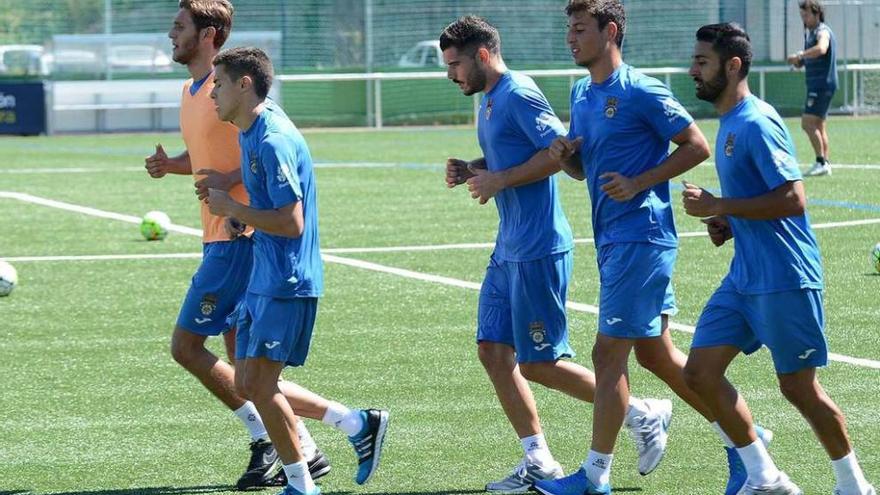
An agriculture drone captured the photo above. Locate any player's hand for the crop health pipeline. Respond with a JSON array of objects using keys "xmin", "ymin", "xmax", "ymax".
[
  {"xmin": 224, "ymin": 216, "xmax": 247, "ymax": 239},
  {"xmin": 548, "ymin": 136, "xmax": 583, "ymax": 162},
  {"xmin": 145, "ymin": 143, "xmax": 171, "ymax": 179},
  {"xmin": 600, "ymin": 172, "xmax": 641, "ymax": 202},
  {"xmin": 786, "ymin": 53, "xmax": 803, "ymax": 68},
  {"xmin": 701, "ymin": 216, "xmax": 732, "ymax": 247},
  {"xmin": 466, "ymin": 167, "xmax": 503, "ymax": 205},
  {"xmin": 681, "ymin": 180, "xmax": 721, "ymax": 218},
  {"xmin": 194, "ymin": 168, "xmax": 234, "ymax": 201},
  {"xmin": 446, "ymin": 158, "xmax": 477, "ymax": 188},
  {"xmin": 206, "ymin": 188, "xmax": 236, "ymax": 217}
]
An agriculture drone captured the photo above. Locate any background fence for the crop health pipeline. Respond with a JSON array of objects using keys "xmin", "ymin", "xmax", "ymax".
[{"xmin": 2, "ymin": 0, "xmax": 878, "ymax": 130}]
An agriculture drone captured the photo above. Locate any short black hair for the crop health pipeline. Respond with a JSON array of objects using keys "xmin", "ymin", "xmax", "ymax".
[
  {"xmin": 799, "ymin": 0, "xmax": 826, "ymax": 22},
  {"xmin": 439, "ymin": 15, "xmax": 500, "ymax": 56},
  {"xmin": 213, "ymin": 46, "xmax": 273, "ymax": 99},
  {"xmin": 564, "ymin": 0, "xmax": 626, "ymax": 48},
  {"xmin": 696, "ymin": 22, "xmax": 752, "ymax": 78}
]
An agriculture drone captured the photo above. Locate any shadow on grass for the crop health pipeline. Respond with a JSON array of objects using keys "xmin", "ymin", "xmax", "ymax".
[{"xmin": 43, "ymin": 486, "xmax": 231, "ymax": 495}]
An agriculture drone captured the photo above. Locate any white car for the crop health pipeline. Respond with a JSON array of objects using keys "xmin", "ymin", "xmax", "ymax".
[
  {"xmin": 108, "ymin": 45, "xmax": 173, "ymax": 73},
  {"xmin": 0, "ymin": 45, "xmax": 48, "ymax": 76},
  {"xmin": 398, "ymin": 40, "xmax": 443, "ymax": 68}
]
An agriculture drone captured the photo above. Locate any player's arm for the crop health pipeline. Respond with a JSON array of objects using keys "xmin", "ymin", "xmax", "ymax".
[
  {"xmin": 207, "ymin": 189, "xmax": 303, "ymax": 238},
  {"xmin": 145, "ymin": 144, "xmax": 192, "ymax": 178},
  {"xmin": 601, "ymin": 123, "xmax": 709, "ymax": 201},
  {"xmin": 788, "ymin": 30, "xmax": 830, "ymax": 65},
  {"xmin": 682, "ymin": 179, "xmax": 805, "ymax": 220},
  {"xmin": 466, "ymin": 149, "xmax": 561, "ymax": 204}
]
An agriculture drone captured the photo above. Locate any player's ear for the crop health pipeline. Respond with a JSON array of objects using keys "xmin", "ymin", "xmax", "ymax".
[
  {"xmin": 727, "ymin": 56, "xmax": 742, "ymax": 79},
  {"xmin": 476, "ymin": 47, "xmax": 490, "ymax": 64},
  {"xmin": 240, "ymin": 74, "xmax": 253, "ymax": 92},
  {"xmin": 201, "ymin": 26, "xmax": 217, "ymax": 44},
  {"xmin": 605, "ymin": 21, "xmax": 619, "ymax": 45}
]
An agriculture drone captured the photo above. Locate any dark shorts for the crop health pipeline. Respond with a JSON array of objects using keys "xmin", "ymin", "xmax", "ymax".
[{"xmin": 804, "ymin": 90, "xmax": 835, "ymax": 118}]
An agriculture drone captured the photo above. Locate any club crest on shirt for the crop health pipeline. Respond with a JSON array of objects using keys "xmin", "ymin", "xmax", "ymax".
[
  {"xmin": 604, "ymin": 97, "xmax": 618, "ymax": 118},
  {"xmin": 529, "ymin": 321, "xmax": 546, "ymax": 343},
  {"xmin": 662, "ymin": 96, "xmax": 686, "ymax": 122},
  {"xmin": 200, "ymin": 293, "xmax": 218, "ymax": 316},
  {"xmin": 724, "ymin": 133, "xmax": 735, "ymax": 157},
  {"xmin": 249, "ymin": 152, "xmax": 258, "ymax": 174},
  {"xmin": 485, "ymin": 98, "xmax": 493, "ymax": 120}
]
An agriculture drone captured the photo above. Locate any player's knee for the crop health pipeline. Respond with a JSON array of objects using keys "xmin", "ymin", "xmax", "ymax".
[
  {"xmin": 634, "ymin": 348, "xmax": 666, "ymax": 373},
  {"xmin": 519, "ymin": 361, "xmax": 552, "ymax": 384},
  {"xmin": 170, "ymin": 337, "xmax": 198, "ymax": 368},
  {"xmin": 591, "ymin": 343, "xmax": 625, "ymax": 372},
  {"xmin": 683, "ymin": 361, "xmax": 714, "ymax": 394},
  {"xmin": 477, "ymin": 342, "xmax": 514, "ymax": 373},
  {"xmin": 778, "ymin": 376, "xmax": 814, "ymax": 408},
  {"xmin": 239, "ymin": 374, "xmax": 271, "ymax": 404}
]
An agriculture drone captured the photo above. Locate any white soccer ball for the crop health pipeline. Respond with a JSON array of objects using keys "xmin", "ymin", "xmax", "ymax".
[
  {"xmin": 140, "ymin": 210, "xmax": 171, "ymax": 241},
  {"xmin": 0, "ymin": 260, "xmax": 18, "ymax": 297},
  {"xmin": 872, "ymin": 242, "xmax": 880, "ymax": 274}
]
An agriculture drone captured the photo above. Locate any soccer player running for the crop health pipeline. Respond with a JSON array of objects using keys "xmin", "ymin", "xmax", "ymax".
[
  {"xmin": 441, "ymin": 15, "xmax": 669, "ymax": 493},
  {"xmin": 144, "ymin": 1, "xmax": 327, "ymax": 488},
  {"xmin": 682, "ymin": 22, "xmax": 875, "ymax": 495},
  {"xmin": 204, "ymin": 47, "xmax": 389, "ymax": 495},
  {"xmin": 533, "ymin": 2, "xmax": 766, "ymax": 494},
  {"xmin": 787, "ymin": 0, "xmax": 837, "ymax": 177}
]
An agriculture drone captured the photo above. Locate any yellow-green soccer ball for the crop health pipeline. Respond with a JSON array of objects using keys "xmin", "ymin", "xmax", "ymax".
[
  {"xmin": 0, "ymin": 260, "xmax": 18, "ymax": 297},
  {"xmin": 872, "ymin": 243, "xmax": 880, "ymax": 274},
  {"xmin": 140, "ymin": 211, "xmax": 171, "ymax": 241}
]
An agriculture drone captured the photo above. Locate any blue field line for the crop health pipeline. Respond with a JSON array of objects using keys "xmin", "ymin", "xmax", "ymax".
[{"xmin": 669, "ymin": 183, "xmax": 880, "ymax": 213}]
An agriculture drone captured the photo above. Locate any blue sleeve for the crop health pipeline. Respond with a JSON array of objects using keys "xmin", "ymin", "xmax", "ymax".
[
  {"xmin": 746, "ymin": 119, "xmax": 802, "ymax": 191},
  {"xmin": 258, "ymin": 134, "xmax": 303, "ymax": 209},
  {"xmin": 567, "ymin": 81, "xmax": 580, "ymax": 140},
  {"xmin": 635, "ymin": 78, "xmax": 693, "ymax": 141},
  {"xmin": 509, "ymin": 88, "xmax": 566, "ymax": 149}
]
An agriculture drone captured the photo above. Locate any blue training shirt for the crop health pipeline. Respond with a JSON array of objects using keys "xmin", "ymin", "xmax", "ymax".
[
  {"xmin": 239, "ymin": 99, "xmax": 323, "ymax": 299},
  {"xmin": 568, "ymin": 64, "xmax": 692, "ymax": 248},
  {"xmin": 477, "ymin": 71, "xmax": 573, "ymax": 262},
  {"xmin": 804, "ymin": 22, "xmax": 837, "ymax": 92},
  {"xmin": 715, "ymin": 95, "xmax": 824, "ymax": 294}
]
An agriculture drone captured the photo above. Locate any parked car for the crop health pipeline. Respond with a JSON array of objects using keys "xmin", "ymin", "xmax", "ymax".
[
  {"xmin": 107, "ymin": 45, "xmax": 173, "ymax": 73},
  {"xmin": 398, "ymin": 40, "xmax": 443, "ymax": 68},
  {"xmin": 0, "ymin": 45, "xmax": 48, "ymax": 76},
  {"xmin": 41, "ymin": 49, "xmax": 101, "ymax": 74}
]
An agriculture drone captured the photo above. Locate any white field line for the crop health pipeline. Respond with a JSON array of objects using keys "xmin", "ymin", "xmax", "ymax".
[
  {"xmin": 4, "ymin": 253, "xmax": 202, "ymax": 262},
  {"xmin": 0, "ymin": 192, "xmax": 202, "ymax": 237},
  {"xmin": 3, "ymin": 190, "xmax": 879, "ymax": 370}
]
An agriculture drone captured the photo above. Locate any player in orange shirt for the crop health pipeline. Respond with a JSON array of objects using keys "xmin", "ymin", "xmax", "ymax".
[{"xmin": 144, "ymin": 1, "xmax": 328, "ymax": 489}]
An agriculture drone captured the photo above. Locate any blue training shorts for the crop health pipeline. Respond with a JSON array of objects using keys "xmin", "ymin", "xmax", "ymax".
[
  {"xmin": 804, "ymin": 89, "xmax": 835, "ymax": 118},
  {"xmin": 477, "ymin": 251, "xmax": 574, "ymax": 363},
  {"xmin": 234, "ymin": 292, "xmax": 318, "ymax": 367},
  {"xmin": 176, "ymin": 237, "xmax": 253, "ymax": 336},
  {"xmin": 597, "ymin": 242, "xmax": 677, "ymax": 339},
  {"xmin": 691, "ymin": 277, "xmax": 828, "ymax": 374}
]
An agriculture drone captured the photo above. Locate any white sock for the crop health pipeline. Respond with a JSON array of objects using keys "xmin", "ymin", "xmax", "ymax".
[
  {"xmin": 521, "ymin": 433, "xmax": 555, "ymax": 467},
  {"xmin": 295, "ymin": 420, "xmax": 317, "ymax": 460},
  {"xmin": 711, "ymin": 421, "xmax": 736, "ymax": 449},
  {"xmin": 283, "ymin": 460, "xmax": 316, "ymax": 493},
  {"xmin": 626, "ymin": 397, "xmax": 648, "ymax": 423},
  {"xmin": 832, "ymin": 451, "xmax": 872, "ymax": 493},
  {"xmin": 736, "ymin": 439, "xmax": 780, "ymax": 486},
  {"xmin": 233, "ymin": 401, "xmax": 268, "ymax": 441},
  {"xmin": 321, "ymin": 401, "xmax": 364, "ymax": 436},
  {"xmin": 582, "ymin": 450, "xmax": 613, "ymax": 487}
]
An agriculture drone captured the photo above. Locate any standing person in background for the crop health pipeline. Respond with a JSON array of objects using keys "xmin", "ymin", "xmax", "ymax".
[{"xmin": 787, "ymin": 0, "xmax": 837, "ymax": 177}]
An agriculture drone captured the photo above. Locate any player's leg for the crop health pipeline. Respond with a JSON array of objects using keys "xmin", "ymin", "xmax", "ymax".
[
  {"xmin": 514, "ymin": 251, "xmax": 597, "ymax": 403},
  {"xmin": 759, "ymin": 290, "xmax": 874, "ymax": 495},
  {"xmin": 478, "ymin": 254, "xmax": 562, "ymax": 493},
  {"xmin": 803, "ymin": 92, "xmax": 833, "ymax": 176},
  {"xmin": 686, "ymin": 285, "xmax": 798, "ymax": 494}
]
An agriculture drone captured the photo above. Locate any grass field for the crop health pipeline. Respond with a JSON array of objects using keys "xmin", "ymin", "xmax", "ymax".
[{"xmin": 1, "ymin": 115, "xmax": 879, "ymax": 495}]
